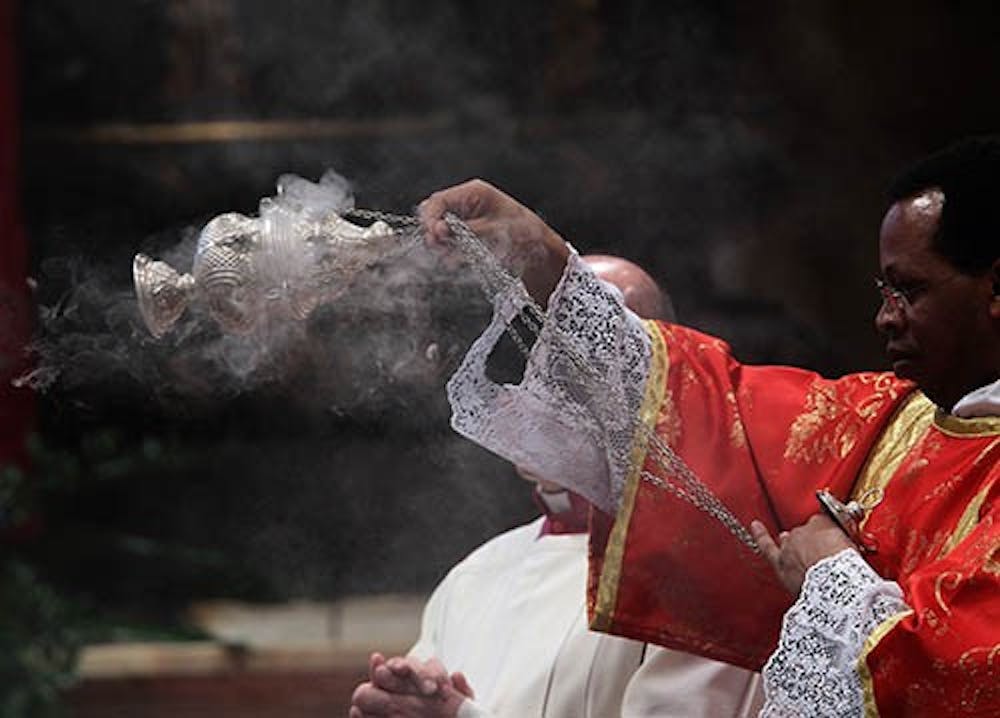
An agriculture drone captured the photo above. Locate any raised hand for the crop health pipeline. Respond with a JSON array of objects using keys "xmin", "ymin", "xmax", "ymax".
[{"xmin": 418, "ymin": 179, "xmax": 570, "ymax": 306}]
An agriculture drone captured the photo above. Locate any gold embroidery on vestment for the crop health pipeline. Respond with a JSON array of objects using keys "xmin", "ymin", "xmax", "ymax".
[
  {"xmin": 680, "ymin": 363, "xmax": 698, "ymax": 392},
  {"xmin": 726, "ymin": 391, "xmax": 747, "ymax": 449},
  {"xmin": 957, "ymin": 643, "xmax": 1000, "ymax": 711},
  {"xmin": 695, "ymin": 338, "xmax": 727, "ymax": 354},
  {"xmin": 855, "ymin": 373, "xmax": 903, "ymax": 421},
  {"xmin": 933, "ymin": 570, "xmax": 964, "ymax": 616},
  {"xmin": 785, "ymin": 374, "xmax": 905, "ymax": 464},
  {"xmin": 921, "ymin": 473, "xmax": 963, "ymax": 503},
  {"xmin": 592, "ymin": 320, "xmax": 667, "ymax": 632},
  {"xmin": 902, "ymin": 528, "xmax": 950, "ymax": 576},
  {"xmin": 784, "ymin": 381, "xmax": 854, "ymax": 463},
  {"xmin": 985, "ymin": 542, "xmax": 1000, "ymax": 576},
  {"xmin": 919, "ymin": 606, "xmax": 948, "ymax": 637},
  {"xmin": 899, "ymin": 457, "xmax": 930, "ymax": 485}
]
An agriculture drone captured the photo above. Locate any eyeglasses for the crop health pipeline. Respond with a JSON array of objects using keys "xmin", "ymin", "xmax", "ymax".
[
  {"xmin": 874, "ymin": 276, "xmax": 911, "ymax": 313},
  {"xmin": 876, "ymin": 272, "xmax": 963, "ymax": 313}
]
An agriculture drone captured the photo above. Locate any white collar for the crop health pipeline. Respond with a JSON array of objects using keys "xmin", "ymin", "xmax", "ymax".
[{"xmin": 952, "ymin": 378, "xmax": 1000, "ymax": 418}]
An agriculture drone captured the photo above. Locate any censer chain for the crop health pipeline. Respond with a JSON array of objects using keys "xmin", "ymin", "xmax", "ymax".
[{"xmin": 346, "ymin": 208, "xmax": 758, "ymax": 552}]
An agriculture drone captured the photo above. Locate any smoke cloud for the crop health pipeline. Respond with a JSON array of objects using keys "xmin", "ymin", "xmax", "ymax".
[{"xmin": 24, "ymin": 170, "xmax": 490, "ymax": 427}]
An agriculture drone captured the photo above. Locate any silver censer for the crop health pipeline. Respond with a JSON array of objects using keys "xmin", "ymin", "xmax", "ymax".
[{"xmin": 132, "ymin": 173, "xmax": 408, "ymax": 337}]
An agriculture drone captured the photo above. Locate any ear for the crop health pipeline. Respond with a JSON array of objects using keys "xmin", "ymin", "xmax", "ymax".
[{"xmin": 990, "ymin": 258, "xmax": 1000, "ymax": 320}]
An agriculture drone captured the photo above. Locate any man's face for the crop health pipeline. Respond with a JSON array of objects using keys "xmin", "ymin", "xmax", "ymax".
[{"xmin": 875, "ymin": 189, "xmax": 998, "ymax": 408}]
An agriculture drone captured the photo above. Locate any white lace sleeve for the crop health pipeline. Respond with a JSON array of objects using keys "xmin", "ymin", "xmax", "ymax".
[
  {"xmin": 446, "ymin": 251, "xmax": 652, "ymax": 513},
  {"xmin": 761, "ymin": 549, "xmax": 910, "ymax": 718}
]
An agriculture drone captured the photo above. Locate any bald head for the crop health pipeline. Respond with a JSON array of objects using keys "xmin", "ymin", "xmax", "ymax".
[{"xmin": 582, "ymin": 254, "xmax": 674, "ymax": 321}]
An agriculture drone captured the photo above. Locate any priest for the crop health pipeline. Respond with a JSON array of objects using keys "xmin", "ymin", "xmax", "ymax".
[{"xmin": 416, "ymin": 137, "xmax": 1000, "ymax": 717}]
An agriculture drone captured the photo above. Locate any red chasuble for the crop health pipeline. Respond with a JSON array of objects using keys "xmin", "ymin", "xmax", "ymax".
[{"xmin": 588, "ymin": 322, "xmax": 999, "ymax": 716}]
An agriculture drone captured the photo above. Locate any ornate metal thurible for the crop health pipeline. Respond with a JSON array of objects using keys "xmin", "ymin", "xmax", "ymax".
[{"xmin": 132, "ymin": 182, "xmax": 400, "ymax": 338}]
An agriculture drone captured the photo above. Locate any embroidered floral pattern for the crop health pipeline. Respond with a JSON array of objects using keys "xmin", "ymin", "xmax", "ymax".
[{"xmin": 784, "ymin": 374, "xmax": 905, "ymax": 464}]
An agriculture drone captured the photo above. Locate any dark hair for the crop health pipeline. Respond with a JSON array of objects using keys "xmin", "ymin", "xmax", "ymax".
[{"xmin": 887, "ymin": 136, "xmax": 1000, "ymax": 275}]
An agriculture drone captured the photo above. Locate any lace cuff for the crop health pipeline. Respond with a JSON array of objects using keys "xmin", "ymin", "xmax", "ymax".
[
  {"xmin": 761, "ymin": 549, "xmax": 908, "ymax": 717},
  {"xmin": 446, "ymin": 251, "xmax": 652, "ymax": 512}
]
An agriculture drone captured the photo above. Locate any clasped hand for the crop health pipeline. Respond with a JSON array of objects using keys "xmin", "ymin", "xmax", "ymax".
[{"xmin": 349, "ymin": 652, "xmax": 474, "ymax": 718}]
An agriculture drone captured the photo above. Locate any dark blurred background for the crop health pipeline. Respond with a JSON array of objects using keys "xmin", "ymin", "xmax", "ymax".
[{"xmin": 4, "ymin": 0, "xmax": 1000, "ymax": 702}]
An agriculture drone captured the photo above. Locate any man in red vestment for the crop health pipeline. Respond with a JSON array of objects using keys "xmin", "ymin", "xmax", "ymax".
[{"xmin": 416, "ymin": 137, "xmax": 999, "ymax": 716}]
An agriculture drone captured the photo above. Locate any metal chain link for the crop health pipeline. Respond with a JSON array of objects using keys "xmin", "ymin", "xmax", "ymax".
[
  {"xmin": 345, "ymin": 207, "xmax": 759, "ymax": 553},
  {"xmin": 642, "ymin": 425, "xmax": 758, "ymax": 549},
  {"xmin": 347, "ymin": 209, "xmax": 546, "ymax": 357}
]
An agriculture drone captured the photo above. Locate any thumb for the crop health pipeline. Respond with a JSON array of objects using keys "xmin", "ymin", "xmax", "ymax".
[{"xmin": 750, "ymin": 519, "xmax": 781, "ymax": 568}]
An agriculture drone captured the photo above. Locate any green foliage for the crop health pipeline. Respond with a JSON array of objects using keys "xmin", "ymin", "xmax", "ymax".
[
  {"xmin": 0, "ymin": 428, "xmax": 215, "ymax": 716},
  {"xmin": 0, "ymin": 559, "xmax": 80, "ymax": 718},
  {"xmin": 0, "ymin": 443, "xmax": 82, "ymax": 717}
]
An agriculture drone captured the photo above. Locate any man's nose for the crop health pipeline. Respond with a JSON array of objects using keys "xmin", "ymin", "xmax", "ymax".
[{"xmin": 874, "ymin": 299, "xmax": 905, "ymax": 336}]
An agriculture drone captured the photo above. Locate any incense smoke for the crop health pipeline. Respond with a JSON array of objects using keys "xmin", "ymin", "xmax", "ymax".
[{"xmin": 22, "ymin": 170, "xmax": 488, "ymax": 427}]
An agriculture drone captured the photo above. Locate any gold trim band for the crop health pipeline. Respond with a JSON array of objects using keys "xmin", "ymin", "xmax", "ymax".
[
  {"xmin": 933, "ymin": 410, "xmax": 1000, "ymax": 437},
  {"xmin": 857, "ymin": 610, "xmax": 914, "ymax": 717},
  {"xmin": 591, "ymin": 320, "xmax": 668, "ymax": 630},
  {"xmin": 851, "ymin": 392, "xmax": 934, "ymax": 520}
]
